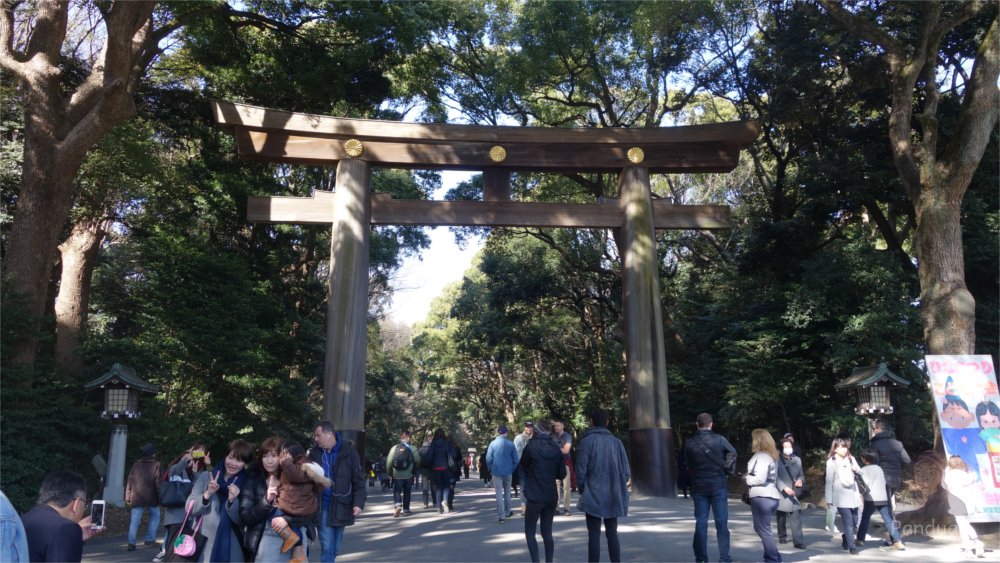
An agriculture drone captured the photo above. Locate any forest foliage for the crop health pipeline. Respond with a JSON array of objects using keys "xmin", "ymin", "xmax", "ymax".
[{"xmin": 1, "ymin": 0, "xmax": 996, "ymax": 511}]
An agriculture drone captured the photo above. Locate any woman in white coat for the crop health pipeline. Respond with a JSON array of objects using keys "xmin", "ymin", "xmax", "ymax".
[{"xmin": 825, "ymin": 437, "xmax": 862, "ymax": 555}]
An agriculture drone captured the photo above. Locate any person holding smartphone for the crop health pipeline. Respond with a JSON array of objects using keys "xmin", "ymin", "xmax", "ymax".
[{"xmin": 22, "ymin": 469, "xmax": 101, "ymax": 562}]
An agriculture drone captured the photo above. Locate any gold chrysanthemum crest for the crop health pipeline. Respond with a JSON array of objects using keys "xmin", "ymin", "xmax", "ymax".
[
  {"xmin": 627, "ymin": 147, "xmax": 645, "ymax": 164},
  {"xmin": 344, "ymin": 139, "xmax": 364, "ymax": 158},
  {"xmin": 489, "ymin": 145, "xmax": 507, "ymax": 163}
]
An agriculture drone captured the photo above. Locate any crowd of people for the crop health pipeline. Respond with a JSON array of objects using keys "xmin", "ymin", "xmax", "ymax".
[{"xmin": 4, "ymin": 411, "xmax": 988, "ymax": 563}]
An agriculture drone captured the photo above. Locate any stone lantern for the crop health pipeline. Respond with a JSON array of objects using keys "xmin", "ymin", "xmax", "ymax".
[
  {"xmin": 835, "ymin": 362, "xmax": 910, "ymax": 438},
  {"xmin": 84, "ymin": 364, "xmax": 158, "ymax": 507}
]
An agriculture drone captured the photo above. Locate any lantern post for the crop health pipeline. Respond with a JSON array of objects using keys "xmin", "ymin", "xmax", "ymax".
[{"xmin": 835, "ymin": 362, "xmax": 911, "ymax": 439}]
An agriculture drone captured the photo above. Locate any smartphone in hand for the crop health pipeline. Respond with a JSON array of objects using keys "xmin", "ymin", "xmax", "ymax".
[{"xmin": 90, "ymin": 500, "xmax": 106, "ymax": 530}]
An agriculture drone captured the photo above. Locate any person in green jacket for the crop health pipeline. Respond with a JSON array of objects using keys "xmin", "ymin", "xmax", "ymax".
[{"xmin": 387, "ymin": 430, "xmax": 421, "ymax": 517}]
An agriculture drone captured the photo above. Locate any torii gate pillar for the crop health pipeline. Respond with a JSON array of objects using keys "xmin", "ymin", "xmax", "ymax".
[
  {"xmin": 324, "ymin": 158, "xmax": 371, "ymax": 453},
  {"xmin": 620, "ymin": 166, "xmax": 674, "ymax": 497}
]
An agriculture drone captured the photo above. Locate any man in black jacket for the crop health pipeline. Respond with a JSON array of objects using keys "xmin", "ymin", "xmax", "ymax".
[
  {"xmin": 869, "ymin": 420, "xmax": 911, "ymax": 523},
  {"xmin": 309, "ymin": 421, "xmax": 367, "ymax": 563},
  {"xmin": 683, "ymin": 413, "xmax": 737, "ymax": 563},
  {"xmin": 520, "ymin": 420, "xmax": 567, "ymax": 563},
  {"xmin": 22, "ymin": 470, "xmax": 100, "ymax": 562}
]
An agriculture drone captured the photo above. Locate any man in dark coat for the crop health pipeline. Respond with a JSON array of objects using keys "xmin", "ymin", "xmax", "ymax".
[
  {"xmin": 683, "ymin": 412, "xmax": 737, "ymax": 563},
  {"xmin": 22, "ymin": 470, "xmax": 100, "ymax": 562},
  {"xmin": 520, "ymin": 420, "xmax": 567, "ymax": 563},
  {"xmin": 125, "ymin": 442, "xmax": 161, "ymax": 551},
  {"xmin": 309, "ymin": 421, "xmax": 367, "ymax": 563},
  {"xmin": 868, "ymin": 419, "xmax": 911, "ymax": 526},
  {"xmin": 575, "ymin": 409, "xmax": 630, "ymax": 563}
]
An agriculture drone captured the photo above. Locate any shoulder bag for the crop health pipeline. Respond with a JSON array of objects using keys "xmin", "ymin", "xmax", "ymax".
[
  {"xmin": 693, "ymin": 434, "xmax": 738, "ymax": 476},
  {"xmin": 166, "ymin": 500, "xmax": 207, "ymax": 562}
]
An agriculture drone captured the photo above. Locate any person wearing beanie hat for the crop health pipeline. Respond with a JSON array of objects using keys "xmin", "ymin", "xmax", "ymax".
[
  {"xmin": 125, "ymin": 442, "xmax": 161, "ymax": 551},
  {"xmin": 486, "ymin": 425, "xmax": 519, "ymax": 523}
]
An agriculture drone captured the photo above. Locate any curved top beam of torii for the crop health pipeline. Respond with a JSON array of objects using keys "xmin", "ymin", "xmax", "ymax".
[{"xmin": 211, "ymin": 100, "xmax": 760, "ymax": 174}]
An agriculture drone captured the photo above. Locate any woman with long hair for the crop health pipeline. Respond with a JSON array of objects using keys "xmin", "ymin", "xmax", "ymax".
[
  {"xmin": 238, "ymin": 436, "xmax": 287, "ymax": 562},
  {"xmin": 745, "ymin": 429, "xmax": 782, "ymax": 562},
  {"xmin": 825, "ymin": 437, "xmax": 862, "ymax": 555},
  {"xmin": 187, "ymin": 439, "xmax": 254, "ymax": 562}
]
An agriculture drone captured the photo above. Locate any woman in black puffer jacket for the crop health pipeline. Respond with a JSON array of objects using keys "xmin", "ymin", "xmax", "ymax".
[{"xmin": 238, "ymin": 436, "xmax": 285, "ymax": 562}]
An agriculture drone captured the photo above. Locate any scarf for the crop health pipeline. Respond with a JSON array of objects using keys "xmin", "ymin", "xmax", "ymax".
[
  {"xmin": 208, "ymin": 464, "xmax": 246, "ymax": 563},
  {"xmin": 320, "ymin": 433, "xmax": 342, "ymax": 509}
]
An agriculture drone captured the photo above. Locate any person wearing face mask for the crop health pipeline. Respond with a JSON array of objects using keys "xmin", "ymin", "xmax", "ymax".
[
  {"xmin": 774, "ymin": 438, "xmax": 805, "ymax": 550},
  {"xmin": 825, "ymin": 437, "xmax": 862, "ymax": 555}
]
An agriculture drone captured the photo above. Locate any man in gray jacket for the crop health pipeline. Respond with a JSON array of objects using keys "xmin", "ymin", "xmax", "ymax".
[{"xmin": 575, "ymin": 409, "xmax": 630, "ymax": 563}]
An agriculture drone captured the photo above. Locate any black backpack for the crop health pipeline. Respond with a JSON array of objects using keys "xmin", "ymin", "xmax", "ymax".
[
  {"xmin": 418, "ymin": 445, "xmax": 432, "ymax": 468},
  {"xmin": 392, "ymin": 443, "xmax": 413, "ymax": 471}
]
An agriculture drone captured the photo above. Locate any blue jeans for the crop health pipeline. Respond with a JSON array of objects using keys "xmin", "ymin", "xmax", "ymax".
[
  {"xmin": 493, "ymin": 474, "xmax": 512, "ymax": 519},
  {"xmin": 692, "ymin": 487, "xmax": 731, "ymax": 562},
  {"xmin": 837, "ymin": 506, "xmax": 859, "ymax": 549},
  {"xmin": 128, "ymin": 505, "xmax": 160, "ymax": 545},
  {"xmin": 750, "ymin": 497, "xmax": 781, "ymax": 562},
  {"xmin": 858, "ymin": 501, "xmax": 900, "ymax": 543},
  {"xmin": 318, "ymin": 508, "xmax": 345, "ymax": 563}
]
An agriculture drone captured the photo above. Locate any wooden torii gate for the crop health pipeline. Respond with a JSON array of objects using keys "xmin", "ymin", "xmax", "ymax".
[{"xmin": 212, "ymin": 101, "xmax": 759, "ymax": 497}]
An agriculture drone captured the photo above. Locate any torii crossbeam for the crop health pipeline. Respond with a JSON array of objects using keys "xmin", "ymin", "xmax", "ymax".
[{"xmin": 213, "ymin": 100, "xmax": 760, "ymax": 497}]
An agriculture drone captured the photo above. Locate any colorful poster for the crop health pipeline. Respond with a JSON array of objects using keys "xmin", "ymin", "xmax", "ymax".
[{"xmin": 927, "ymin": 354, "xmax": 1000, "ymax": 521}]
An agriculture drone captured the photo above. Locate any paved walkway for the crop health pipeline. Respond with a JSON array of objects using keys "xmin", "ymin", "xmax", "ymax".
[{"xmin": 84, "ymin": 475, "xmax": 991, "ymax": 562}]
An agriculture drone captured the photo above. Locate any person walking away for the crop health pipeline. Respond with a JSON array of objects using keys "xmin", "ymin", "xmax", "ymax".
[
  {"xmin": 514, "ymin": 421, "xmax": 535, "ymax": 515},
  {"xmin": 868, "ymin": 420, "xmax": 910, "ymax": 520},
  {"xmin": 856, "ymin": 448, "xmax": 904, "ymax": 551},
  {"xmin": 486, "ymin": 425, "xmax": 519, "ymax": 523},
  {"xmin": 942, "ymin": 455, "xmax": 986, "ymax": 558},
  {"xmin": 418, "ymin": 436, "xmax": 434, "ymax": 508},
  {"xmin": 238, "ymin": 436, "xmax": 288, "ymax": 562},
  {"xmin": 125, "ymin": 442, "xmax": 161, "ymax": 552},
  {"xmin": 825, "ymin": 437, "xmax": 862, "ymax": 555},
  {"xmin": 553, "ymin": 419, "xmax": 574, "ymax": 516},
  {"xmin": 683, "ymin": 412, "xmax": 737, "ymax": 563},
  {"xmin": 479, "ymin": 450, "xmax": 493, "ymax": 487},
  {"xmin": 386, "ymin": 430, "xmax": 420, "ymax": 517},
  {"xmin": 745, "ymin": 429, "xmax": 782, "ymax": 562},
  {"xmin": 447, "ymin": 436, "xmax": 463, "ymax": 511},
  {"xmin": 22, "ymin": 470, "xmax": 101, "ymax": 562},
  {"xmin": 309, "ymin": 421, "xmax": 367, "ymax": 563},
  {"xmin": 575, "ymin": 409, "xmax": 630, "ymax": 563},
  {"xmin": 520, "ymin": 420, "xmax": 566, "ymax": 563},
  {"xmin": 427, "ymin": 429, "xmax": 455, "ymax": 513},
  {"xmin": 774, "ymin": 437, "xmax": 805, "ymax": 549}
]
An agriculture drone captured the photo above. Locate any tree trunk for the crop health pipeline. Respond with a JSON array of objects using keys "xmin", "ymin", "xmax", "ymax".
[{"xmin": 54, "ymin": 218, "xmax": 108, "ymax": 378}]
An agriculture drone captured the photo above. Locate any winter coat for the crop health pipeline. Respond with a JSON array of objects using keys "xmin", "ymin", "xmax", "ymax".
[
  {"xmin": 277, "ymin": 458, "xmax": 330, "ymax": 517},
  {"xmin": 428, "ymin": 437, "xmax": 454, "ymax": 471},
  {"xmin": 825, "ymin": 455, "xmax": 862, "ymax": 509},
  {"xmin": 186, "ymin": 470, "xmax": 245, "ymax": 563},
  {"xmin": 519, "ymin": 432, "xmax": 566, "ymax": 504},
  {"xmin": 775, "ymin": 454, "xmax": 804, "ymax": 512},
  {"xmin": 164, "ymin": 460, "xmax": 202, "ymax": 527},
  {"xmin": 485, "ymin": 435, "xmax": 519, "ymax": 477},
  {"xmin": 308, "ymin": 437, "xmax": 367, "ymax": 528},
  {"xmin": 575, "ymin": 427, "xmax": 630, "ymax": 518},
  {"xmin": 126, "ymin": 456, "xmax": 161, "ymax": 507},
  {"xmin": 943, "ymin": 466, "xmax": 981, "ymax": 516},
  {"xmin": 868, "ymin": 431, "xmax": 911, "ymax": 489},
  {"xmin": 745, "ymin": 452, "xmax": 781, "ymax": 500},
  {"xmin": 237, "ymin": 465, "xmax": 277, "ymax": 561},
  {"xmin": 859, "ymin": 464, "xmax": 889, "ymax": 505},
  {"xmin": 683, "ymin": 429, "xmax": 737, "ymax": 494},
  {"xmin": 386, "ymin": 442, "xmax": 421, "ymax": 479}
]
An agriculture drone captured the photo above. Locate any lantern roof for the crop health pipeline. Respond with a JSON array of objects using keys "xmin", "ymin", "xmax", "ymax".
[
  {"xmin": 835, "ymin": 362, "xmax": 910, "ymax": 390},
  {"xmin": 83, "ymin": 363, "xmax": 158, "ymax": 393}
]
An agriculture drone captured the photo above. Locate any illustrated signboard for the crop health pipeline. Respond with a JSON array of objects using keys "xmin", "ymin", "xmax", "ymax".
[{"xmin": 927, "ymin": 354, "xmax": 1000, "ymax": 521}]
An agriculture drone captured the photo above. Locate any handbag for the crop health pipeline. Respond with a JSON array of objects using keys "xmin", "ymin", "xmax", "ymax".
[
  {"xmin": 741, "ymin": 490, "xmax": 751, "ymax": 505},
  {"xmin": 159, "ymin": 475, "xmax": 193, "ymax": 508},
  {"xmin": 854, "ymin": 472, "xmax": 871, "ymax": 497},
  {"xmin": 166, "ymin": 501, "xmax": 206, "ymax": 562}
]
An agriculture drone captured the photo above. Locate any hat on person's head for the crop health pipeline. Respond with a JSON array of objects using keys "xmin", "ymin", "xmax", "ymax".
[
  {"xmin": 141, "ymin": 442, "xmax": 157, "ymax": 457},
  {"xmin": 523, "ymin": 421, "xmax": 534, "ymax": 428},
  {"xmin": 534, "ymin": 420, "xmax": 551, "ymax": 433},
  {"xmin": 498, "ymin": 425, "xmax": 509, "ymax": 435}
]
